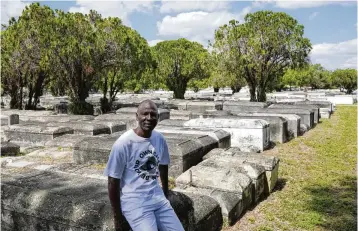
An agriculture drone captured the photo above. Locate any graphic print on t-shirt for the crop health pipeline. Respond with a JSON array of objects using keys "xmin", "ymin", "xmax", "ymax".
[{"xmin": 134, "ymin": 149, "xmax": 159, "ymax": 181}]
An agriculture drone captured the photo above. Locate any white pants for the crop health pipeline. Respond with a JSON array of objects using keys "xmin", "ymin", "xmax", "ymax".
[{"xmin": 123, "ymin": 199, "xmax": 185, "ymax": 231}]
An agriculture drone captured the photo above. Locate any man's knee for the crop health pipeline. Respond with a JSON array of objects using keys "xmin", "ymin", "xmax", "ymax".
[{"xmin": 155, "ymin": 201, "xmax": 185, "ymax": 231}]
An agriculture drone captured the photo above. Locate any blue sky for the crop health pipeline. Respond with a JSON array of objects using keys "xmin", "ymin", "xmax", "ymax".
[{"xmin": 1, "ymin": 0, "xmax": 357, "ymax": 70}]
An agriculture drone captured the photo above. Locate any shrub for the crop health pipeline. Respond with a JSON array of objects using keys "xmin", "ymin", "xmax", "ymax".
[{"xmin": 68, "ymin": 101, "xmax": 93, "ymax": 115}]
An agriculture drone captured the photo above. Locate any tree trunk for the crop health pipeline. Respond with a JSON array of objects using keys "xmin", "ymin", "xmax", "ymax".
[
  {"xmin": 9, "ymin": 85, "xmax": 19, "ymax": 109},
  {"xmin": 32, "ymin": 71, "xmax": 46, "ymax": 109},
  {"xmin": 256, "ymin": 86, "xmax": 266, "ymax": 102},
  {"xmin": 231, "ymin": 86, "xmax": 242, "ymax": 94},
  {"xmin": 173, "ymin": 84, "xmax": 186, "ymax": 99},
  {"xmin": 19, "ymin": 87, "xmax": 23, "ymax": 110},
  {"xmin": 167, "ymin": 74, "xmax": 187, "ymax": 99},
  {"xmin": 249, "ymin": 86, "xmax": 257, "ymax": 102},
  {"xmin": 26, "ymin": 77, "xmax": 34, "ymax": 110},
  {"xmin": 26, "ymin": 89, "xmax": 33, "ymax": 110}
]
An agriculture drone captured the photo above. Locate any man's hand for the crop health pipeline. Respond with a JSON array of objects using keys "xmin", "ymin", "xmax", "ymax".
[
  {"xmin": 159, "ymin": 165, "xmax": 169, "ymax": 198},
  {"xmin": 108, "ymin": 177, "xmax": 124, "ymax": 230}
]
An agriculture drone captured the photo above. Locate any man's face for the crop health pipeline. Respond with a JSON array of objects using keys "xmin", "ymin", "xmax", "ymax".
[{"xmin": 136, "ymin": 103, "xmax": 158, "ymax": 132}]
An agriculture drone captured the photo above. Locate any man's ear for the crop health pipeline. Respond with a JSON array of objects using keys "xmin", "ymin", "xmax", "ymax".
[{"xmin": 135, "ymin": 112, "xmax": 139, "ymax": 121}]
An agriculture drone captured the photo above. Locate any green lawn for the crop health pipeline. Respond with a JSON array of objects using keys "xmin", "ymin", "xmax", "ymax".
[{"xmin": 225, "ymin": 105, "xmax": 357, "ymax": 231}]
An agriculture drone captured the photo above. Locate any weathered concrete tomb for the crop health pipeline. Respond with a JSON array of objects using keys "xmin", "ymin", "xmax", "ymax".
[
  {"xmin": 189, "ymin": 113, "xmax": 288, "ymax": 144},
  {"xmin": 230, "ymin": 107, "xmax": 314, "ymax": 130},
  {"xmin": 1, "ymin": 167, "xmax": 223, "ymax": 231},
  {"xmin": 268, "ymin": 104, "xmax": 320, "ymax": 124},
  {"xmin": 223, "ymin": 101, "xmax": 270, "ymax": 112},
  {"xmin": 4, "ymin": 124, "xmax": 74, "ymax": 145},
  {"xmin": 18, "ymin": 114, "xmax": 95, "ymax": 123},
  {"xmin": 116, "ymin": 107, "xmax": 170, "ymax": 121},
  {"xmin": 94, "ymin": 114, "xmax": 139, "ymax": 130},
  {"xmin": 235, "ymin": 112, "xmax": 301, "ymax": 139},
  {"xmin": 1, "ymin": 141, "xmax": 20, "ymax": 156},
  {"xmin": 203, "ymin": 148, "xmax": 280, "ymax": 193},
  {"xmin": 1, "ymin": 114, "xmax": 19, "ymax": 126},
  {"xmin": 178, "ymin": 101, "xmax": 223, "ymax": 112},
  {"xmin": 159, "ymin": 118, "xmax": 270, "ymax": 152},
  {"xmin": 174, "ymin": 165, "xmax": 253, "ymax": 225},
  {"xmin": 182, "ymin": 118, "xmax": 270, "ymax": 152},
  {"xmin": 72, "ymin": 132, "xmax": 220, "ymax": 178},
  {"xmin": 155, "ymin": 126, "xmax": 231, "ymax": 148}
]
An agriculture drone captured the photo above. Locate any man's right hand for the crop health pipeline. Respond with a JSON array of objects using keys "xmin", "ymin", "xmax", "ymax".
[{"xmin": 108, "ymin": 177, "xmax": 125, "ymax": 231}]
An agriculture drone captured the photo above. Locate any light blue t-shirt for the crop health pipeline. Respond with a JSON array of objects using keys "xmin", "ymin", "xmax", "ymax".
[{"xmin": 104, "ymin": 129, "xmax": 170, "ymax": 211}]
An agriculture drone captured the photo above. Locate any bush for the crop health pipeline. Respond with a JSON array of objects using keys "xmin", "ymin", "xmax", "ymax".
[{"xmin": 68, "ymin": 101, "xmax": 93, "ymax": 115}]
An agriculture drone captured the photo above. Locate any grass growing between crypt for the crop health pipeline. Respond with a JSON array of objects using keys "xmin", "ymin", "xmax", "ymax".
[{"xmin": 224, "ymin": 105, "xmax": 357, "ymax": 231}]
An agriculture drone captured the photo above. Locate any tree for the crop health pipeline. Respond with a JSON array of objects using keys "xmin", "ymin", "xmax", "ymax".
[
  {"xmin": 281, "ymin": 69, "xmax": 297, "ymax": 90},
  {"xmin": 331, "ymin": 68, "xmax": 357, "ymax": 94},
  {"xmin": 207, "ymin": 52, "xmax": 246, "ymax": 93},
  {"xmin": 1, "ymin": 17, "xmax": 24, "ymax": 109},
  {"xmin": 48, "ymin": 10, "xmax": 101, "ymax": 114},
  {"xmin": 18, "ymin": 3, "xmax": 54, "ymax": 109},
  {"xmin": 152, "ymin": 38, "xmax": 210, "ymax": 99},
  {"xmin": 1, "ymin": 3, "xmax": 54, "ymax": 109},
  {"xmin": 94, "ymin": 18, "xmax": 154, "ymax": 112},
  {"xmin": 305, "ymin": 64, "xmax": 332, "ymax": 89},
  {"xmin": 121, "ymin": 27, "xmax": 155, "ymax": 94},
  {"xmin": 212, "ymin": 11, "xmax": 312, "ymax": 102}
]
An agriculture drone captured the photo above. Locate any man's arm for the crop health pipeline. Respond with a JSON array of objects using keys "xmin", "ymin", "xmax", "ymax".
[
  {"xmin": 159, "ymin": 164, "xmax": 169, "ymax": 198},
  {"xmin": 108, "ymin": 176, "xmax": 124, "ymax": 231}
]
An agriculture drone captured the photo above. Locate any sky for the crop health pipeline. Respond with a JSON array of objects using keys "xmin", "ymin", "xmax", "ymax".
[{"xmin": 1, "ymin": 0, "xmax": 357, "ymax": 70}]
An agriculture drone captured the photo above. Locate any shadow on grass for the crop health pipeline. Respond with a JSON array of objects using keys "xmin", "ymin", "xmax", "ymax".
[
  {"xmin": 304, "ymin": 175, "xmax": 357, "ymax": 231},
  {"xmin": 266, "ymin": 141, "xmax": 277, "ymax": 151},
  {"xmin": 246, "ymin": 178, "xmax": 287, "ymax": 214},
  {"xmin": 272, "ymin": 178, "xmax": 287, "ymax": 192}
]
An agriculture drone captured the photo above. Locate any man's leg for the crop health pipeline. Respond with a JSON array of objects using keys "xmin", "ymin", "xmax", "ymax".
[
  {"xmin": 155, "ymin": 200, "xmax": 185, "ymax": 231},
  {"xmin": 123, "ymin": 206, "xmax": 158, "ymax": 231}
]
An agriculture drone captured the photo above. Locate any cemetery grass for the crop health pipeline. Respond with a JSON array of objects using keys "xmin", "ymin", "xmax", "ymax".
[{"xmin": 224, "ymin": 105, "xmax": 357, "ymax": 231}]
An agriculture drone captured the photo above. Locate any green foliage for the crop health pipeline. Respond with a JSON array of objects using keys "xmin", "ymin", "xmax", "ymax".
[
  {"xmin": 213, "ymin": 10, "xmax": 312, "ymax": 101},
  {"xmin": 1, "ymin": 2, "xmax": 54, "ymax": 109},
  {"xmin": 152, "ymin": 38, "xmax": 210, "ymax": 99},
  {"xmin": 281, "ymin": 64, "xmax": 337, "ymax": 91},
  {"xmin": 331, "ymin": 68, "xmax": 357, "ymax": 94},
  {"xmin": 305, "ymin": 64, "xmax": 332, "ymax": 89},
  {"xmin": 1, "ymin": 3, "xmax": 154, "ymax": 114},
  {"xmin": 48, "ymin": 10, "xmax": 100, "ymax": 104},
  {"xmin": 93, "ymin": 18, "xmax": 154, "ymax": 111},
  {"xmin": 207, "ymin": 52, "xmax": 246, "ymax": 93},
  {"xmin": 281, "ymin": 68, "xmax": 299, "ymax": 89}
]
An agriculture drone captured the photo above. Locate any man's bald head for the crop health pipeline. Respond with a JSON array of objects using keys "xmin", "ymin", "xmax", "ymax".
[{"xmin": 137, "ymin": 99, "xmax": 158, "ymax": 114}]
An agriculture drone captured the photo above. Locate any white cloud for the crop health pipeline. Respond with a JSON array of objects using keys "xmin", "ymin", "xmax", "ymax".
[
  {"xmin": 252, "ymin": 0, "xmax": 356, "ymax": 9},
  {"xmin": 1, "ymin": 0, "xmax": 29, "ymax": 25},
  {"xmin": 159, "ymin": 1, "xmax": 231, "ymax": 14},
  {"xmin": 310, "ymin": 38, "xmax": 358, "ymax": 70},
  {"xmin": 309, "ymin": 11, "xmax": 319, "ymax": 20},
  {"xmin": 69, "ymin": 0, "xmax": 155, "ymax": 25},
  {"xmin": 148, "ymin": 39, "xmax": 164, "ymax": 46},
  {"xmin": 157, "ymin": 11, "xmax": 241, "ymax": 46},
  {"xmin": 273, "ymin": 0, "xmax": 355, "ymax": 9},
  {"xmin": 155, "ymin": 1, "xmax": 266, "ymax": 47}
]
